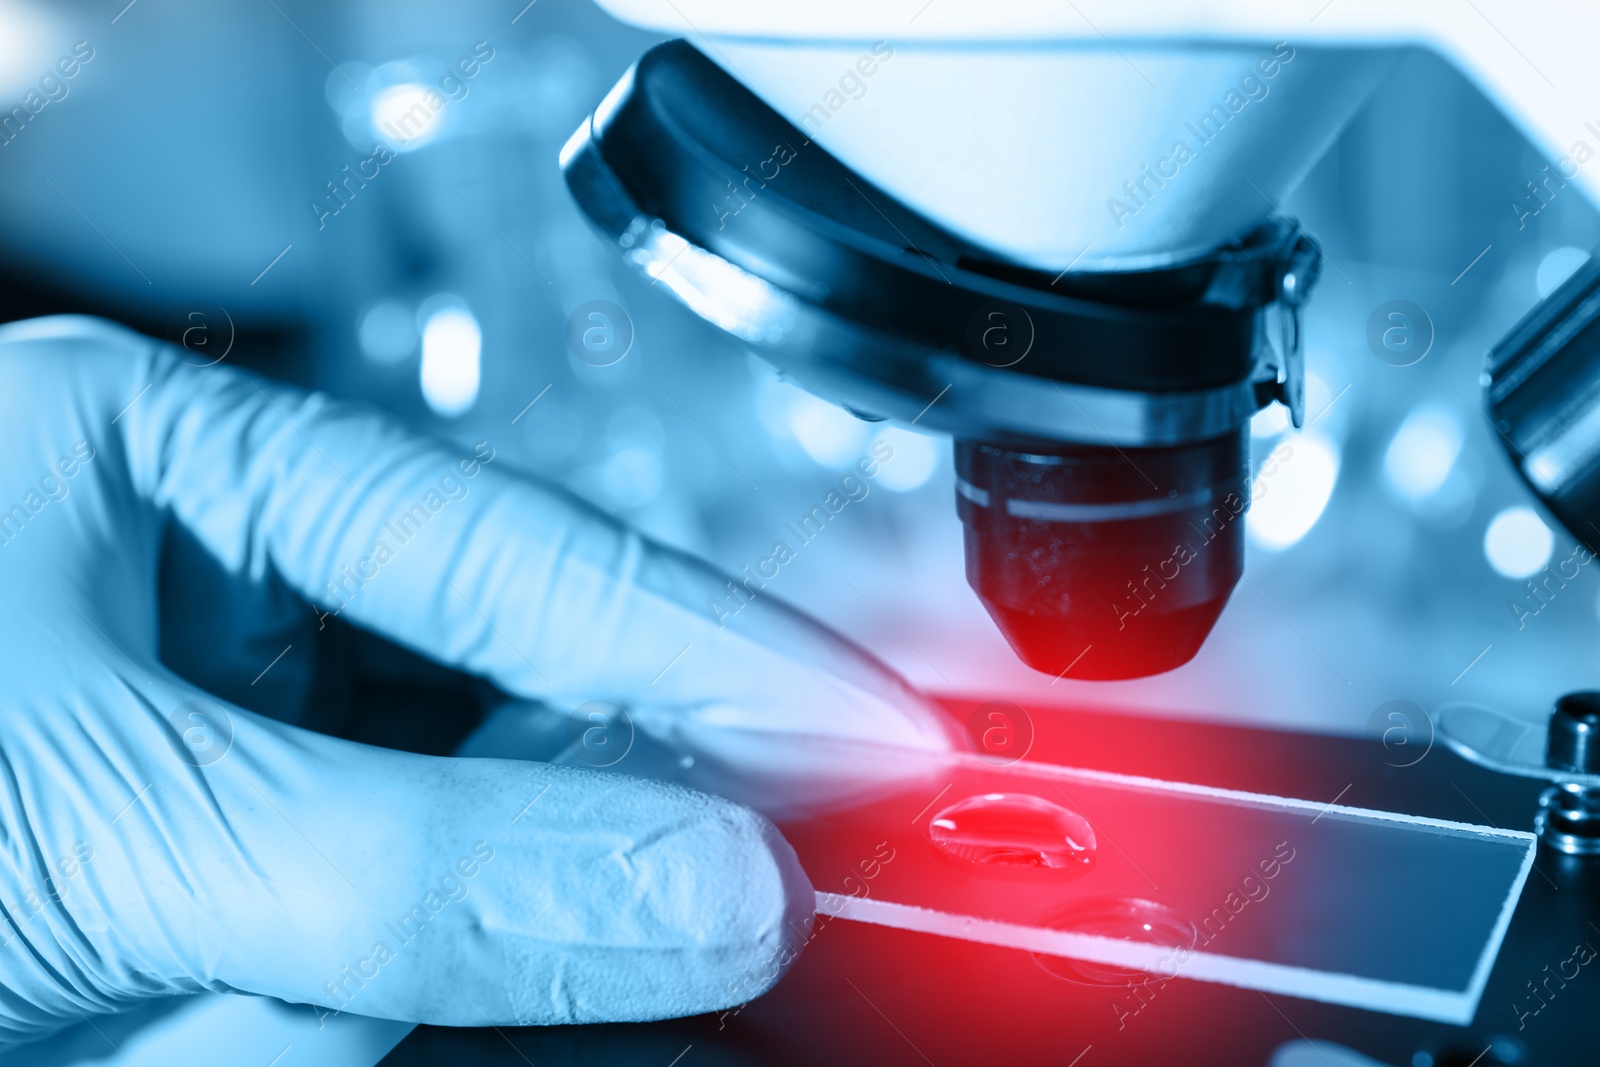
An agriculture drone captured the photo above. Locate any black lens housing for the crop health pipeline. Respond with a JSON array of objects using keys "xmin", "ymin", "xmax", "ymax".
[{"xmin": 957, "ymin": 432, "xmax": 1250, "ymax": 679}]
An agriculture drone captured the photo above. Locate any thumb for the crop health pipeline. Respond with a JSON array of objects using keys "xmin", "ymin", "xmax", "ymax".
[{"xmin": 13, "ymin": 689, "xmax": 814, "ymax": 1038}]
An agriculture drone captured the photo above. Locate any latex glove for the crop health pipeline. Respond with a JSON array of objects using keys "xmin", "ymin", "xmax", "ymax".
[{"xmin": 0, "ymin": 315, "xmax": 954, "ymax": 1046}]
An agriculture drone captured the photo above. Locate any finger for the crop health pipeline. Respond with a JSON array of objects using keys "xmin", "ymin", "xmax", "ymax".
[
  {"xmin": 101, "ymin": 322, "xmax": 954, "ymax": 751},
  {"xmin": 3, "ymin": 685, "xmax": 813, "ymax": 1041},
  {"xmin": 465, "ymin": 698, "xmax": 949, "ymax": 819}
]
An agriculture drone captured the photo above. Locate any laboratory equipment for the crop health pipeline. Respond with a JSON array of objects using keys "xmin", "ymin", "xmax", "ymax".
[
  {"xmin": 455, "ymin": 696, "xmax": 1539, "ymax": 1027},
  {"xmin": 1487, "ymin": 248, "xmax": 1600, "ymax": 587},
  {"xmin": 1441, "ymin": 692, "xmax": 1600, "ymax": 855},
  {"xmin": 560, "ymin": 40, "xmax": 1327, "ymax": 679},
  {"xmin": 560, "ymin": 2, "xmax": 1600, "ymax": 687},
  {"xmin": 791, "ymin": 746, "xmax": 1533, "ymax": 1025},
  {"xmin": 392, "ymin": 699, "xmax": 1600, "ymax": 1066}
]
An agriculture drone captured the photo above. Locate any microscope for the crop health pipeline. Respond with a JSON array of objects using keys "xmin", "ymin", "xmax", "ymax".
[
  {"xmin": 463, "ymin": 8, "xmax": 1600, "ymax": 1062},
  {"xmin": 560, "ymin": 4, "xmax": 1600, "ymax": 692}
]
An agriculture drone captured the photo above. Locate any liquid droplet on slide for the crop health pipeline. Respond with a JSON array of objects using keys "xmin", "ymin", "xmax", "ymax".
[
  {"xmin": 927, "ymin": 793, "xmax": 1096, "ymax": 870},
  {"xmin": 1034, "ymin": 897, "xmax": 1196, "ymax": 985}
]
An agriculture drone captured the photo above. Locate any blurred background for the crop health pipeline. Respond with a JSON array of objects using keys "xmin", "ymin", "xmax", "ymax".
[{"xmin": 2, "ymin": 0, "xmax": 1598, "ymax": 741}]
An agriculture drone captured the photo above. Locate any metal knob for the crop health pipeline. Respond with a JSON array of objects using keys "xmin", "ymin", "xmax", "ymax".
[
  {"xmin": 1437, "ymin": 693, "xmax": 1600, "ymax": 854},
  {"xmin": 1537, "ymin": 692, "xmax": 1600, "ymax": 855},
  {"xmin": 1547, "ymin": 691, "xmax": 1600, "ymax": 774}
]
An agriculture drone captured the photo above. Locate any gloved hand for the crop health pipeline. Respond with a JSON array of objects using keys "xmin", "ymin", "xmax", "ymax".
[{"xmin": 0, "ymin": 315, "xmax": 955, "ymax": 1046}]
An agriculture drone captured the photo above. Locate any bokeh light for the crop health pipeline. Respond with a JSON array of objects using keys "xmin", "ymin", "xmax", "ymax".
[
  {"xmin": 418, "ymin": 298, "xmax": 481, "ymax": 416},
  {"xmin": 1535, "ymin": 246, "xmax": 1590, "ymax": 298},
  {"xmin": 1384, "ymin": 405, "xmax": 1463, "ymax": 502},
  {"xmin": 787, "ymin": 390, "xmax": 870, "ymax": 468},
  {"xmin": 872, "ymin": 426, "xmax": 941, "ymax": 492},
  {"xmin": 1248, "ymin": 431, "xmax": 1340, "ymax": 552},
  {"xmin": 358, "ymin": 299, "xmax": 416, "ymax": 364},
  {"xmin": 1483, "ymin": 505, "xmax": 1553, "ymax": 579},
  {"xmin": 371, "ymin": 83, "xmax": 444, "ymax": 150}
]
